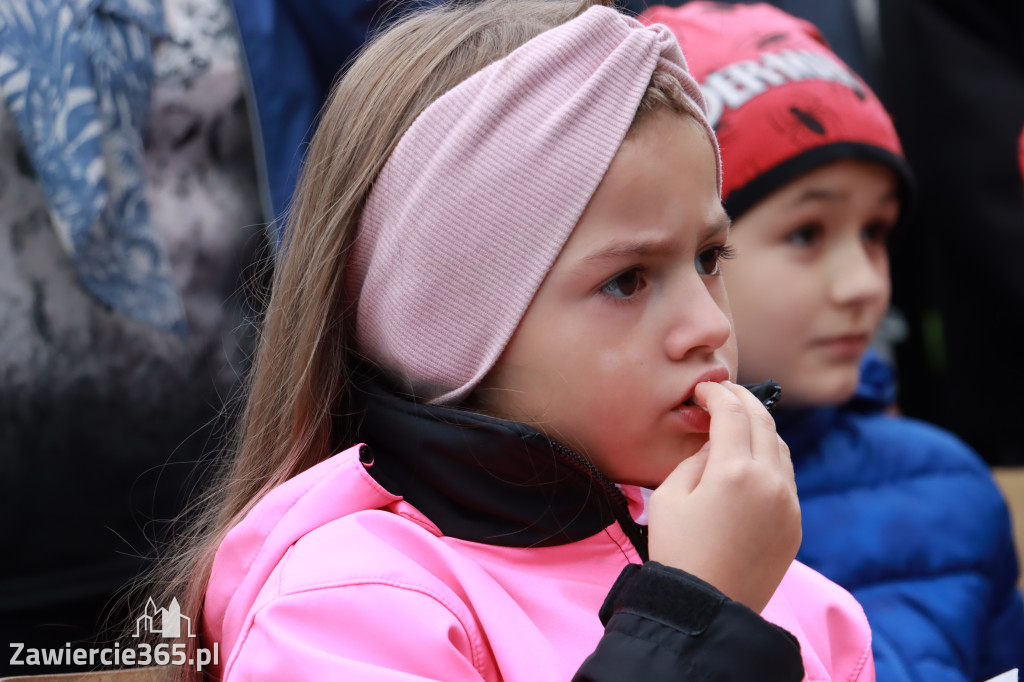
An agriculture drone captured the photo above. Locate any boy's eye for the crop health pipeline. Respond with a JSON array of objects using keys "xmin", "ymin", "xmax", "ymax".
[
  {"xmin": 695, "ymin": 244, "xmax": 735, "ymax": 276},
  {"xmin": 786, "ymin": 223, "xmax": 823, "ymax": 247},
  {"xmin": 862, "ymin": 221, "xmax": 894, "ymax": 245},
  {"xmin": 601, "ymin": 268, "xmax": 645, "ymax": 299}
]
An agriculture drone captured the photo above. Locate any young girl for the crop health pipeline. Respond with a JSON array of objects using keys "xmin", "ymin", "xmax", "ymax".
[
  {"xmin": 152, "ymin": 1, "xmax": 876, "ymax": 679},
  {"xmin": 641, "ymin": 3, "xmax": 1024, "ymax": 680}
]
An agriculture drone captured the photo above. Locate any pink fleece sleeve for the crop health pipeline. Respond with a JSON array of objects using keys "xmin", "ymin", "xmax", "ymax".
[{"xmin": 226, "ymin": 583, "xmax": 488, "ymax": 681}]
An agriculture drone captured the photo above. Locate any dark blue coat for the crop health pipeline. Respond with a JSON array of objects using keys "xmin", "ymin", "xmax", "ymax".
[
  {"xmin": 231, "ymin": 0, "xmax": 433, "ymax": 247},
  {"xmin": 779, "ymin": 353, "xmax": 1024, "ymax": 681}
]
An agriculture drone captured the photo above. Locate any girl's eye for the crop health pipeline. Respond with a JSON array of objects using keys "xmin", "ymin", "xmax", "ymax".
[
  {"xmin": 601, "ymin": 268, "xmax": 645, "ymax": 299},
  {"xmin": 695, "ymin": 244, "xmax": 736, "ymax": 276},
  {"xmin": 786, "ymin": 224, "xmax": 823, "ymax": 247},
  {"xmin": 862, "ymin": 221, "xmax": 894, "ymax": 246}
]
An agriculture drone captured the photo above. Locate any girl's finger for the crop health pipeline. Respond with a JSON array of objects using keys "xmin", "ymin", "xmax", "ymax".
[
  {"xmin": 723, "ymin": 381, "xmax": 782, "ymax": 466},
  {"xmin": 694, "ymin": 380, "xmax": 753, "ymax": 463},
  {"xmin": 777, "ymin": 434, "xmax": 798, "ymax": 495},
  {"xmin": 660, "ymin": 440, "xmax": 711, "ymax": 493}
]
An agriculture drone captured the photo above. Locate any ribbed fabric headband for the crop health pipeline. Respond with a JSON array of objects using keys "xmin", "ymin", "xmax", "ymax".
[{"xmin": 347, "ymin": 5, "xmax": 719, "ymax": 404}]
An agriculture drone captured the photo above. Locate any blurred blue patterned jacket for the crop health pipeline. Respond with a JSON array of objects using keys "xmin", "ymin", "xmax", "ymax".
[
  {"xmin": 0, "ymin": 0, "xmax": 400, "ymax": 329},
  {"xmin": 780, "ymin": 351, "xmax": 1024, "ymax": 682}
]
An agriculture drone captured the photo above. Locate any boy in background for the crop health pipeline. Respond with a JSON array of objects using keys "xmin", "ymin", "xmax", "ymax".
[{"xmin": 643, "ymin": 3, "xmax": 1024, "ymax": 680}]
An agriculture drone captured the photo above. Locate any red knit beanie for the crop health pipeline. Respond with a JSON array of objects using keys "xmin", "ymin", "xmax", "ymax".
[{"xmin": 640, "ymin": 2, "xmax": 912, "ymax": 219}]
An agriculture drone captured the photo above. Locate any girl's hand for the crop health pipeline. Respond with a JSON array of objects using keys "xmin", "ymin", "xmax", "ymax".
[{"xmin": 647, "ymin": 381, "xmax": 801, "ymax": 614}]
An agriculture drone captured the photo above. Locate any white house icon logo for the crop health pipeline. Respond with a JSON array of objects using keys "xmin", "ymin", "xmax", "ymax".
[{"xmin": 133, "ymin": 597, "xmax": 195, "ymax": 639}]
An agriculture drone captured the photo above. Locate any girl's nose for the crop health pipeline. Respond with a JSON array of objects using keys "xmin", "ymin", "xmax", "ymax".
[{"xmin": 663, "ymin": 282, "xmax": 733, "ymax": 361}]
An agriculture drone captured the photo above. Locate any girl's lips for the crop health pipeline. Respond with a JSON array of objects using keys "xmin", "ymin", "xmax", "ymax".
[
  {"xmin": 669, "ymin": 402, "xmax": 712, "ymax": 433},
  {"xmin": 676, "ymin": 366, "xmax": 732, "ymax": 409},
  {"xmin": 669, "ymin": 367, "xmax": 730, "ymax": 434}
]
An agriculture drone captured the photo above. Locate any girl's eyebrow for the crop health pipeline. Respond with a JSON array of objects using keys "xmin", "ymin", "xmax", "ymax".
[
  {"xmin": 582, "ymin": 239, "xmax": 673, "ymax": 265},
  {"xmin": 581, "ymin": 215, "xmax": 731, "ymax": 266}
]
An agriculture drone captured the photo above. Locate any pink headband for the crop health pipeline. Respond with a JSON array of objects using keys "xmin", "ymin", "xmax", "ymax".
[{"xmin": 347, "ymin": 5, "xmax": 720, "ymax": 404}]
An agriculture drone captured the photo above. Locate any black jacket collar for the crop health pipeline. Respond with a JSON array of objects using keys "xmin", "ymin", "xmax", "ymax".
[{"xmin": 355, "ymin": 380, "xmax": 648, "ymax": 557}]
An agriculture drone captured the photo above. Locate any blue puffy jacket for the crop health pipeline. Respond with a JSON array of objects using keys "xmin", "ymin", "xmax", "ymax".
[
  {"xmin": 778, "ymin": 352, "xmax": 1024, "ymax": 681},
  {"xmin": 231, "ymin": 0, "xmax": 434, "ymax": 247}
]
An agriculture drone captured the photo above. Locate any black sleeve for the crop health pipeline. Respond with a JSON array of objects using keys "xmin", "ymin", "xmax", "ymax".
[{"xmin": 572, "ymin": 562, "xmax": 804, "ymax": 681}]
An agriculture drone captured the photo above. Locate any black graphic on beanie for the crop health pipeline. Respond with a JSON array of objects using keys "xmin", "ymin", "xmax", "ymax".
[{"xmin": 790, "ymin": 107, "xmax": 826, "ymax": 135}]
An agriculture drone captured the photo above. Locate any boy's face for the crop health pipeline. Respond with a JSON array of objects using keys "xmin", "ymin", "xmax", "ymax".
[
  {"xmin": 724, "ymin": 160, "xmax": 898, "ymax": 407},
  {"xmin": 476, "ymin": 109, "xmax": 737, "ymax": 487}
]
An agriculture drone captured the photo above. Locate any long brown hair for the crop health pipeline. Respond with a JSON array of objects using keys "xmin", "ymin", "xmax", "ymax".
[{"xmin": 134, "ymin": 0, "xmax": 702, "ymax": 679}]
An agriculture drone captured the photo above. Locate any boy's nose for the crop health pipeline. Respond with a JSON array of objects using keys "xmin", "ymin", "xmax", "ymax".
[{"xmin": 829, "ymin": 242, "xmax": 890, "ymax": 306}]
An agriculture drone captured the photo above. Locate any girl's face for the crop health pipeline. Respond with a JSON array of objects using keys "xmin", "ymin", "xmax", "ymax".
[
  {"xmin": 477, "ymin": 109, "xmax": 737, "ymax": 487},
  {"xmin": 724, "ymin": 160, "xmax": 898, "ymax": 407}
]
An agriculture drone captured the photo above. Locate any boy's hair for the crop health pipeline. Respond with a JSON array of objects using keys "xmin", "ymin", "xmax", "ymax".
[
  {"xmin": 642, "ymin": 1, "xmax": 912, "ymax": 220},
  {"xmin": 134, "ymin": 1, "xmax": 708, "ymax": 678}
]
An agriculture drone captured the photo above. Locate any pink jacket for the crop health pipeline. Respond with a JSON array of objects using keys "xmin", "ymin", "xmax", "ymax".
[
  {"xmin": 204, "ymin": 388, "xmax": 875, "ymax": 681},
  {"xmin": 205, "ymin": 444, "xmax": 872, "ymax": 675}
]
